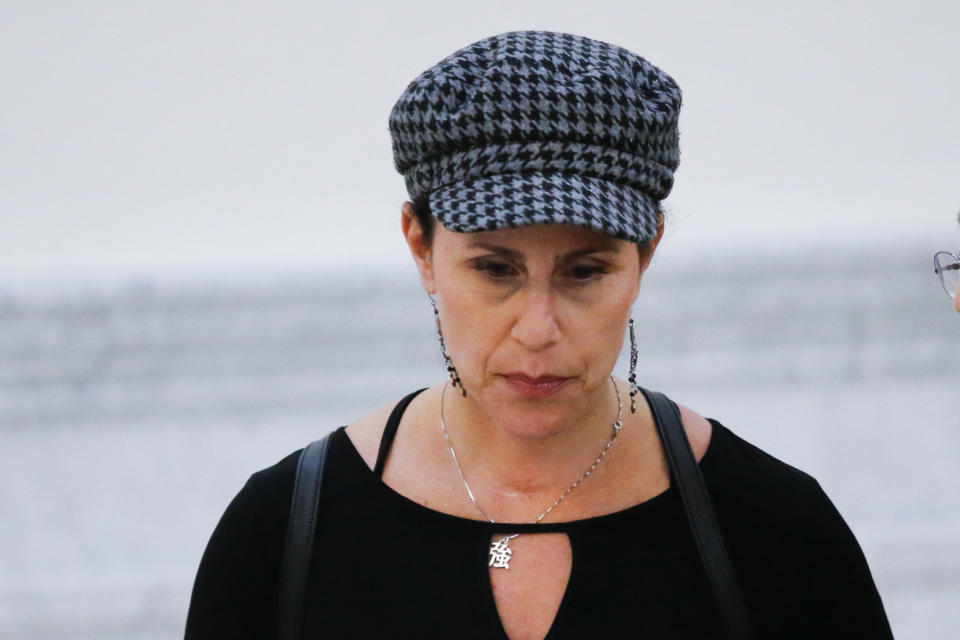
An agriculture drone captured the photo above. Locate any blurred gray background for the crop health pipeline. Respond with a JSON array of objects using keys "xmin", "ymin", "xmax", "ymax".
[{"xmin": 1, "ymin": 1, "xmax": 958, "ymax": 638}]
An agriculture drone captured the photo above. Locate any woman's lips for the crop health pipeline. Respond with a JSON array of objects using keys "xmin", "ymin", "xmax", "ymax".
[{"xmin": 501, "ymin": 374, "xmax": 571, "ymax": 398}]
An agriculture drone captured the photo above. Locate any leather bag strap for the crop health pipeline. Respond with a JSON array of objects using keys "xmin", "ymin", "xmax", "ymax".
[
  {"xmin": 278, "ymin": 432, "xmax": 333, "ymax": 640},
  {"xmin": 640, "ymin": 388, "xmax": 755, "ymax": 640}
]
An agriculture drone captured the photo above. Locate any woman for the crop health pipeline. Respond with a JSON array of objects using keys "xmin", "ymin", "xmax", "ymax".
[{"xmin": 186, "ymin": 31, "xmax": 893, "ymax": 639}]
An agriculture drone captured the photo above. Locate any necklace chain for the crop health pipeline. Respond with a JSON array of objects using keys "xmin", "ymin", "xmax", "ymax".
[{"xmin": 439, "ymin": 376, "xmax": 623, "ymax": 526}]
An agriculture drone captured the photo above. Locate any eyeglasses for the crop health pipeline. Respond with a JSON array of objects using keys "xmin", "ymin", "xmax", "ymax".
[{"xmin": 933, "ymin": 251, "xmax": 960, "ymax": 300}]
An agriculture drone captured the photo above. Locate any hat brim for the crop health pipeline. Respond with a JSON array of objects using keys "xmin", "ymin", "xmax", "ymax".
[{"xmin": 427, "ymin": 171, "xmax": 660, "ymax": 244}]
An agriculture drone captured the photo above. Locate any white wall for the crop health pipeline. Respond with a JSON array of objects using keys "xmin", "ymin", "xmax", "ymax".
[{"xmin": 2, "ymin": 1, "xmax": 958, "ymax": 281}]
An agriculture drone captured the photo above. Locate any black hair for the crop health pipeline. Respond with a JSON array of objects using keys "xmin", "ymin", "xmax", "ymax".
[{"xmin": 412, "ymin": 196, "xmax": 437, "ymax": 247}]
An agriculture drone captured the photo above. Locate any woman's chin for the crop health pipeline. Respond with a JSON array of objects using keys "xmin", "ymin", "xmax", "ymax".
[{"xmin": 472, "ymin": 378, "xmax": 588, "ymax": 440}]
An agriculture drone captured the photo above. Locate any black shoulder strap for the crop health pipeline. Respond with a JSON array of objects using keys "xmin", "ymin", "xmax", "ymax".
[
  {"xmin": 278, "ymin": 432, "xmax": 333, "ymax": 640},
  {"xmin": 278, "ymin": 389, "xmax": 425, "ymax": 639},
  {"xmin": 373, "ymin": 387, "xmax": 428, "ymax": 478},
  {"xmin": 640, "ymin": 388, "xmax": 755, "ymax": 640}
]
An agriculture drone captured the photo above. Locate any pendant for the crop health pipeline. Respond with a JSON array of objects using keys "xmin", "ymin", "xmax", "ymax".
[{"xmin": 488, "ymin": 534, "xmax": 519, "ymax": 570}]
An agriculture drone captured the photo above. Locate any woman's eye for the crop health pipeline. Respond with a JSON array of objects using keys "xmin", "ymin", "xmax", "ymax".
[
  {"xmin": 473, "ymin": 260, "xmax": 518, "ymax": 279},
  {"xmin": 568, "ymin": 265, "xmax": 608, "ymax": 281}
]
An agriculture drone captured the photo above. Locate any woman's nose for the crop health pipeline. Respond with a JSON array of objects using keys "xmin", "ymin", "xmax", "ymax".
[{"xmin": 509, "ymin": 289, "xmax": 562, "ymax": 350}]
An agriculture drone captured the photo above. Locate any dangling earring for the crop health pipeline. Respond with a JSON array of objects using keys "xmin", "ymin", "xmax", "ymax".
[
  {"xmin": 428, "ymin": 293, "xmax": 466, "ymax": 397},
  {"xmin": 628, "ymin": 316, "xmax": 638, "ymax": 413}
]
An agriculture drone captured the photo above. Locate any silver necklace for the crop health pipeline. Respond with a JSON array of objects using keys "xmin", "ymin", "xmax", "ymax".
[{"xmin": 440, "ymin": 376, "xmax": 623, "ymax": 570}]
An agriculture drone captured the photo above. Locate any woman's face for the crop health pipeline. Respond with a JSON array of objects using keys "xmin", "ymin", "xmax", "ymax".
[{"xmin": 404, "ymin": 204, "xmax": 660, "ymax": 438}]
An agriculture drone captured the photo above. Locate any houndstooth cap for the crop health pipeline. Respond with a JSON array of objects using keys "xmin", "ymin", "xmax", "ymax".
[{"xmin": 388, "ymin": 30, "xmax": 682, "ymax": 244}]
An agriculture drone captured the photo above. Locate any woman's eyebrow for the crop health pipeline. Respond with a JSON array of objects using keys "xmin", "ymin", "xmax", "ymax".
[
  {"xmin": 467, "ymin": 243, "xmax": 525, "ymax": 261},
  {"xmin": 561, "ymin": 246, "xmax": 618, "ymax": 261}
]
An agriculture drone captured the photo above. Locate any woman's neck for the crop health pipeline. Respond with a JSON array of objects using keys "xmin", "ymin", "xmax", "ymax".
[{"xmin": 437, "ymin": 378, "xmax": 627, "ymax": 517}]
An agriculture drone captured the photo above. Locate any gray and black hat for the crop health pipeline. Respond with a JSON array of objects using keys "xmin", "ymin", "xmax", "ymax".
[{"xmin": 388, "ymin": 30, "xmax": 682, "ymax": 244}]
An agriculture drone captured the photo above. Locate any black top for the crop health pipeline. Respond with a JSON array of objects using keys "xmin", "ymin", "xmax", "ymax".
[{"xmin": 185, "ymin": 389, "xmax": 893, "ymax": 639}]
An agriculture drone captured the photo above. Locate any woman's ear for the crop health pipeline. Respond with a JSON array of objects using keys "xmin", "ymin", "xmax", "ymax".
[{"xmin": 401, "ymin": 202, "xmax": 436, "ymax": 294}]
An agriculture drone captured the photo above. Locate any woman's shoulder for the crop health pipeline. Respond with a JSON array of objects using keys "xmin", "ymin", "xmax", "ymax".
[
  {"xmin": 703, "ymin": 419, "xmax": 836, "ymax": 521},
  {"xmin": 232, "ymin": 427, "xmax": 348, "ymax": 514},
  {"xmin": 240, "ymin": 385, "xmax": 433, "ymax": 504},
  {"xmin": 215, "ymin": 445, "xmax": 310, "ymax": 533},
  {"xmin": 344, "ymin": 386, "xmax": 436, "ymax": 471},
  {"xmin": 705, "ymin": 420, "xmax": 818, "ymax": 488},
  {"xmin": 249, "ymin": 424, "xmax": 367, "ymax": 491},
  {"xmin": 343, "ymin": 398, "xmax": 406, "ymax": 471},
  {"xmin": 246, "ymin": 448, "xmax": 303, "ymax": 496}
]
